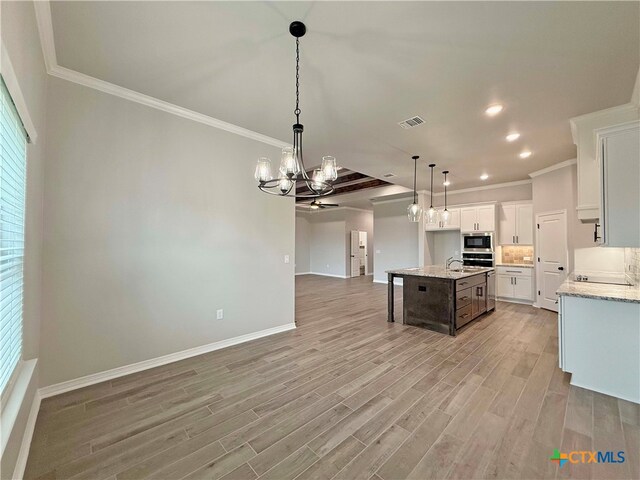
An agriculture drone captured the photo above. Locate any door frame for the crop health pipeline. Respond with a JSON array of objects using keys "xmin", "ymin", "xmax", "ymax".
[{"xmin": 534, "ymin": 209, "xmax": 569, "ymax": 310}]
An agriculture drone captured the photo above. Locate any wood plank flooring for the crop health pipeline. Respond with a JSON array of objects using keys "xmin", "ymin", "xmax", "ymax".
[{"xmin": 25, "ymin": 274, "xmax": 639, "ymax": 480}]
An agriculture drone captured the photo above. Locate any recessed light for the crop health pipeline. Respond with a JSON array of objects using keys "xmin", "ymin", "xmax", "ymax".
[
  {"xmin": 443, "ymin": 180, "xmax": 451, "ymax": 187},
  {"xmin": 506, "ymin": 132, "xmax": 520, "ymax": 142},
  {"xmin": 480, "ymin": 174, "xmax": 489, "ymax": 180},
  {"xmin": 519, "ymin": 151, "xmax": 532, "ymax": 159},
  {"xmin": 485, "ymin": 104, "xmax": 503, "ymax": 116}
]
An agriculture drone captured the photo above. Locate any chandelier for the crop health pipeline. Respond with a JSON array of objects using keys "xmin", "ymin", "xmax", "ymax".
[{"xmin": 254, "ymin": 21, "xmax": 337, "ymax": 198}]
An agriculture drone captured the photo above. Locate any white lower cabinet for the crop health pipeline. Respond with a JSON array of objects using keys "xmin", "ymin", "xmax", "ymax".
[
  {"xmin": 496, "ymin": 266, "xmax": 534, "ymax": 302},
  {"xmin": 558, "ymin": 295, "xmax": 640, "ymax": 403}
]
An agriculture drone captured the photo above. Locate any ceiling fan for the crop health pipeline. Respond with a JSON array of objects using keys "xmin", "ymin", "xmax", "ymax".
[{"xmin": 309, "ymin": 200, "xmax": 339, "ymax": 210}]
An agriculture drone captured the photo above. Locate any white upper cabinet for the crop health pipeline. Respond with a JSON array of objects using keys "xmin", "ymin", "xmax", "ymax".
[
  {"xmin": 425, "ymin": 208, "xmax": 460, "ymax": 231},
  {"xmin": 499, "ymin": 203, "xmax": 533, "ymax": 245},
  {"xmin": 597, "ymin": 121, "xmax": 640, "ymax": 247},
  {"xmin": 460, "ymin": 204, "xmax": 496, "ymax": 233},
  {"xmin": 570, "ymin": 103, "xmax": 639, "ymax": 222}
]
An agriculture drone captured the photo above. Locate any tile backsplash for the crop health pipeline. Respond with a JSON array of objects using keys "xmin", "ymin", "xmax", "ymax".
[
  {"xmin": 501, "ymin": 245, "xmax": 535, "ymax": 265},
  {"xmin": 624, "ymin": 248, "xmax": 640, "ymax": 285}
]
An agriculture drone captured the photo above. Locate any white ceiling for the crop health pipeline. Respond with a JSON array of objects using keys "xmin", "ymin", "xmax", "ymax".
[{"xmin": 50, "ymin": 1, "xmax": 639, "ymax": 193}]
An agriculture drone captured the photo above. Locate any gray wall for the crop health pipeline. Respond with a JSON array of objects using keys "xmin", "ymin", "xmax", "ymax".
[
  {"xmin": 40, "ymin": 77, "xmax": 295, "ymax": 387},
  {"xmin": 308, "ymin": 210, "xmax": 347, "ymax": 277},
  {"xmin": 345, "ymin": 209, "xmax": 374, "ymax": 274},
  {"xmin": 532, "ymin": 163, "xmax": 599, "ymax": 274},
  {"xmin": 373, "ymin": 200, "xmax": 419, "ymax": 283},
  {"xmin": 295, "ymin": 213, "xmax": 311, "ymax": 274},
  {"xmin": 1, "ymin": 1, "xmax": 46, "ymax": 476}
]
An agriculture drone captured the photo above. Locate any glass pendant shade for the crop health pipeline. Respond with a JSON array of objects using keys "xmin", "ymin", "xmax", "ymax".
[
  {"xmin": 441, "ymin": 208, "xmax": 451, "ymax": 224},
  {"xmin": 321, "ymin": 156, "xmax": 338, "ymax": 181},
  {"xmin": 407, "ymin": 203, "xmax": 422, "ymax": 222},
  {"xmin": 279, "ymin": 176, "xmax": 293, "ymax": 194},
  {"xmin": 254, "ymin": 157, "xmax": 273, "ymax": 183},
  {"xmin": 311, "ymin": 169, "xmax": 327, "ymax": 192},
  {"xmin": 426, "ymin": 206, "xmax": 438, "ymax": 223},
  {"xmin": 279, "ymin": 146, "xmax": 300, "ymax": 177}
]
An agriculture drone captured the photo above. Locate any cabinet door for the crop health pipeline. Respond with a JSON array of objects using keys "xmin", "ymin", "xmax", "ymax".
[
  {"xmin": 516, "ymin": 204, "xmax": 534, "ymax": 245},
  {"xmin": 460, "ymin": 208, "xmax": 477, "ymax": 232},
  {"xmin": 601, "ymin": 125, "xmax": 640, "ymax": 247},
  {"xmin": 476, "ymin": 205, "xmax": 495, "ymax": 232},
  {"xmin": 513, "ymin": 276, "xmax": 533, "ymax": 300},
  {"xmin": 499, "ymin": 204, "xmax": 516, "ymax": 245},
  {"xmin": 496, "ymin": 275, "xmax": 512, "ymax": 297}
]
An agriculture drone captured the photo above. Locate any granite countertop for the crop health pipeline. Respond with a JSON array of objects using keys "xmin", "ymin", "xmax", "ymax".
[
  {"xmin": 496, "ymin": 263, "xmax": 535, "ymax": 269},
  {"xmin": 386, "ymin": 265, "xmax": 493, "ymax": 280},
  {"xmin": 556, "ymin": 274, "xmax": 640, "ymax": 304}
]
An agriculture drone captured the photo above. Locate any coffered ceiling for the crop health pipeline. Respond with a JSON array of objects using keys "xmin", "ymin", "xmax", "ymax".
[{"xmin": 48, "ymin": 1, "xmax": 639, "ymax": 192}]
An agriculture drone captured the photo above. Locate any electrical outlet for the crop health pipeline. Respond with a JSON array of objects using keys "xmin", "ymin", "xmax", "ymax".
[
  {"xmin": 216, "ymin": 309, "xmax": 224, "ymax": 320},
  {"xmin": 326, "ymin": 264, "xmax": 330, "ymax": 269},
  {"xmin": 284, "ymin": 255, "xmax": 290, "ymax": 264},
  {"xmin": 376, "ymin": 250, "xmax": 381, "ymax": 254}
]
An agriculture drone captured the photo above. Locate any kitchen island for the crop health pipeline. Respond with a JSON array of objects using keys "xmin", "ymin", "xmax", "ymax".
[{"xmin": 387, "ymin": 266, "xmax": 495, "ymax": 335}]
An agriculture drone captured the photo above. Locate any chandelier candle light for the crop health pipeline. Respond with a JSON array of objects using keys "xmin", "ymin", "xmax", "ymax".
[
  {"xmin": 254, "ymin": 21, "xmax": 337, "ymax": 198},
  {"xmin": 407, "ymin": 155, "xmax": 422, "ymax": 222}
]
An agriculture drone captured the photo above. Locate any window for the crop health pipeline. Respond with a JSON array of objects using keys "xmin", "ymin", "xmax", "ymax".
[{"xmin": 0, "ymin": 76, "xmax": 27, "ymax": 395}]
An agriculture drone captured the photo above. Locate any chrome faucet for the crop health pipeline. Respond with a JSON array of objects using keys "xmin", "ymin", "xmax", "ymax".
[{"xmin": 446, "ymin": 257, "xmax": 463, "ymax": 270}]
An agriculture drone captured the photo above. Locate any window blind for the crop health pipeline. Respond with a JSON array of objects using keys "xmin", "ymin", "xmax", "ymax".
[{"xmin": 0, "ymin": 77, "xmax": 27, "ymax": 396}]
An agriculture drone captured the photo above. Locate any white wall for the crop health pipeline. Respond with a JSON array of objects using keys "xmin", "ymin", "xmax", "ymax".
[
  {"xmin": 40, "ymin": 77, "xmax": 295, "ymax": 387},
  {"xmin": 345, "ymin": 209, "xmax": 374, "ymax": 274},
  {"xmin": 308, "ymin": 210, "xmax": 347, "ymax": 277},
  {"xmin": 295, "ymin": 213, "xmax": 311, "ymax": 274},
  {"xmin": 373, "ymin": 200, "xmax": 419, "ymax": 283},
  {"xmin": 1, "ymin": 1, "xmax": 47, "ymax": 476}
]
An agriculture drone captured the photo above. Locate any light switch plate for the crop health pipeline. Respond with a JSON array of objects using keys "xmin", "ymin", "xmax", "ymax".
[
  {"xmin": 284, "ymin": 255, "xmax": 290, "ymax": 264},
  {"xmin": 216, "ymin": 309, "xmax": 224, "ymax": 320}
]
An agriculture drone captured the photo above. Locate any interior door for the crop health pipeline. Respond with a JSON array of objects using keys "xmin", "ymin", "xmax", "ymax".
[
  {"xmin": 460, "ymin": 208, "xmax": 477, "ymax": 232},
  {"xmin": 350, "ymin": 230, "xmax": 360, "ymax": 277},
  {"xmin": 476, "ymin": 205, "xmax": 495, "ymax": 232},
  {"xmin": 499, "ymin": 204, "xmax": 516, "ymax": 244},
  {"xmin": 516, "ymin": 204, "xmax": 534, "ymax": 245},
  {"xmin": 537, "ymin": 211, "xmax": 568, "ymax": 312}
]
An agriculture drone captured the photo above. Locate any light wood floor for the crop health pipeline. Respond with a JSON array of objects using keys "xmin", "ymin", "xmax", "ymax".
[{"xmin": 25, "ymin": 275, "xmax": 639, "ymax": 480}]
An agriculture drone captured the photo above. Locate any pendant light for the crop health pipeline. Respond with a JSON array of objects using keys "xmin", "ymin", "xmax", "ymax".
[
  {"xmin": 426, "ymin": 163, "xmax": 437, "ymax": 223},
  {"xmin": 255, "ymin": 22, "xmax": 336, "ymax": 198},
  {"xmin": 441, "ymin": 170, "xmax": 451, "ymax": 225},
  {"xmin": 407, "ymin": 155, "xmax": 422, "ymax": 222}
]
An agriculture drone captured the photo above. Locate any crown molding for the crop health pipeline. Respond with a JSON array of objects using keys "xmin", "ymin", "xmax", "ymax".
[
  {"xmin": 0, "ymin": 45, "xmax": 38, "ymax": 142},
  {"xmin": 528, "ymin": 158, "xmax": 577, "ymax": 178},
  {"xmin": 569, "ymin": 103, "xmax": 639, "ymax": 143},
  {"xmin": 427, "ymin": 179, "xmax": 532, "ymax": 197},
  {"xmin": 33, "ymin": 1, "xmax": 289, "ymax": 149}
]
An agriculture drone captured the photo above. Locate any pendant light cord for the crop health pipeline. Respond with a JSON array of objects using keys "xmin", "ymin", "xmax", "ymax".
[
  {"xmin": 429, "ymin": 166, "xmax": 434, "ymax": 208},
  {"xmin": 295, "ymin": 38, "xmax": 301, "ymax": 124},
  {"xmin": 413, "ymin": 157, "xmax": 418, "ymax": 203}
]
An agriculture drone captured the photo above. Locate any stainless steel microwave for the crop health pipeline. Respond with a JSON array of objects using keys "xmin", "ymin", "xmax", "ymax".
[{"xmin": 462, "ymin": 233, "xmax": 494, "ymax": 252}]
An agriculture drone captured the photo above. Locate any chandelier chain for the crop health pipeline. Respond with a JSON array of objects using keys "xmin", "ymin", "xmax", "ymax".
[{"xmin": 295, "ymin": 38, "xmax": 301, "ymax": 123}]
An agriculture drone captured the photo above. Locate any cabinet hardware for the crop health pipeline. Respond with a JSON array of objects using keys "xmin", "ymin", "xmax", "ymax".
[
  {"xmin": 593, "ymin": 223, "xmax": 601, "ymax": 243},
  {"xmin": 558, "ymin": 266, "xmax": 564, "ymax": 271},
  {"xmin": 514, "ymin": 277, "xmax": 517, "ymax": 285},
  {"xmin": 516, "ymin": 235, "xmax": 519, "ymax": 243},
  {"xmin": 460, "ymin": 313, "xmax": 470, "ymax": 318},
  {"xmin": 418, "ymin": 286, "xmax": 426, "ymax": 292},
  {"xmin": 459, "ymin": 296, "xmax": 469, "ymax": 300},
  {"xmin": 512, "ymin": 235, "xmax": 515, "ymax": 243},
  {"xmin": 505, "ymin": 270, "xmax": 520, "ymax": 273}
]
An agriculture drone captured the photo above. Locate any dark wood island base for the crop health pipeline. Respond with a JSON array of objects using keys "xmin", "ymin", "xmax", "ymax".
[{"xmin": 387, "ymin": 267, "xmax": 495, "ymax": 336}]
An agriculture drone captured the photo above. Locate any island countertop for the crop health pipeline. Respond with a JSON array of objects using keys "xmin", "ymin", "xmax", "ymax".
[
  {"xmin": 386, "ymin": 265, "xmax": 494, "ymax": 280},
  {"xmin": 556, "ymin": 274, "xmax": 640, "ymax": 304}
]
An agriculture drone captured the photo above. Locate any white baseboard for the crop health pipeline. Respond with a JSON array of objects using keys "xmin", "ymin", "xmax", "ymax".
[
  {"xmin": 373, "ymin": 279, "xmax": 404, "ymax": 286},
  {"xmin": 12, "ymin": 391, "xmax": 41, "ymax": 480},
  {"xmin": 496, "ymin": 297, "xmax": 534, "ymax": 306},
  {"xmin": 38, "ymin": 323, "xmax": 296, "ymax": 399},
  {"xmin": 307, "ymin": 272, "xmax": 349, "ymax": 279},
  {"xmin": 295, "ymin": 272, "xmax": 312, "ymax": 276}
]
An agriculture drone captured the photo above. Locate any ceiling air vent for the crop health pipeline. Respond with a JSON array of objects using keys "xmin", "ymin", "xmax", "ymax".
[
  {"xmin": 383, "ymin": 173, "xmax": 396, "ymax": 178},
  {"xmin": 398, "ymin": 116, "xmax": 425, "ymax": 129}
]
